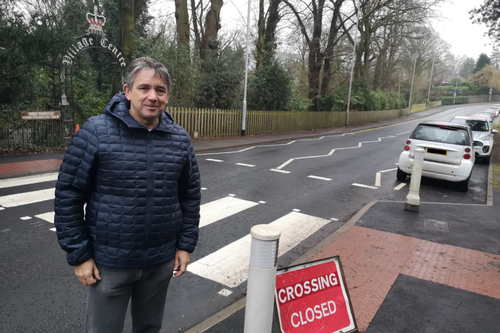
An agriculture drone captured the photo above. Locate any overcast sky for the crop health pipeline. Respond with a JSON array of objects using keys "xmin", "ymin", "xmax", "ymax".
[{"xmin": 432, "ymin": 0, "xmax": 493, "ymax": 60}]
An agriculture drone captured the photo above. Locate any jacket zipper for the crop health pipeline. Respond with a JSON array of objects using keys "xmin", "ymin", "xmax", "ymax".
[{"xmin": 144, "ymin": 131, "xmax": 153, "ymax": 266}]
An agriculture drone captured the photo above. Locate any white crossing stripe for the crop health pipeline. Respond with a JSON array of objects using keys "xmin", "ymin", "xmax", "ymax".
[
  {"xmin": 188, "ymin": 212, "xmax": 330, "ymax": 288},
  {"xmin": 35, "ymin": 212, "xmax": 54, "ymax": 223},
  {"xmin": 235, "ymin": 163, "xmax": 255, "ymax": 167},
  {"xmin": 199, "ymin": 197, "xmax": 259, "ymax": 228},
  {"xmin": 0, "ymin": 172, "xmax": 58, "ymax": 189},
  {"xmin": 20, "ymin": 216, "xmax": 32, "ymax": 220},
  {"xmin": 394, "ymin": 183, "xmax": 407, "ymax": 191},
  {"xmin": 0, "ymin": 188, "xmax": 55, "ymax": 208}
]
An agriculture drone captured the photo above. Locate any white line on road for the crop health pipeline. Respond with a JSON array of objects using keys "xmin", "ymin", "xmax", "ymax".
[
  {"xmin": 188, "ymin": 212, "xmax": 330, "ymax": 288},
  {"xmin": 0, "ymin": 172, "xmax": 59, "ymax": 189},
  {"xmin": 20, "ymin": 216, "xmax": 32, "ymax": 220},
  {"xmin": 201, "ymin": 188, "xmax": 208, "ymax": 191},
  {"xmin": 199, "ymin": 197, "xmax": 258, "ymax": 228},
  {"xmin": 293, "ymin": 209, "xmax": 301, "ymax": 212},
  {"xmin": 50, "ymin": 228, "xmax": 56, "ymax": 232},
  {"xmin": 276, "ymin": 159, "xmax": 294, "ymax": 170},
  {"xmin": 0, "ymin": 207, "xmax": 4, "ymax": 211},
  {"xmin": 352, "ymin": 183, "xmax": 378, "ymax": 190},
  {"xmin": 0, "ymin": 188, "xmax": 55, "ymax": 208},
  {"xmin": 235, "ymin": 163, "xmax": 255, "ymax": 167},
  {"xmin": 308, "ymin": 175, "xmax": 332, "ymax": 181},
  {"xmin": 218, "ymin": 289, "xmax": 233, "ymax": 297},
  {"xmin": 206, "ymin": 159, "xmax": 224, "ymax": 163},
  {"xmin": 375, "ymin": 173, "xmax": 382, "ymax": 187},
  {"xmin": 394, "ymin": 183, "xmax": 407, "ymax": 191},
  {"xmin": 396, "ymin": 131, "xmax": 410, "ymax": 136},
  {"xmin": 331, "ymin": 218, "xmax": 339, "ymax": 221},
  {"xmin": 259, "ymin": 201, "xmax": 266, "ymax": 204},
  {"xmin": 35, "ymin": 212, "xmax": 54, "ymax": 223},
  {"xmin": 379, "ymin": 168, "xmax": 398, "ymax": 173},
  {"xmin": 270, "ymin": 169, "xmax": 291, "ymax": 174}
]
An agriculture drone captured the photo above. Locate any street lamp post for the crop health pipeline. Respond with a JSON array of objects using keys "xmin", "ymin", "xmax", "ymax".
[
  {"xmin": 407, "ymin": 57, "xmax": 417, "ymax": 116},
  {"xmin": 426, "ymin": 57, "xmax": 435, "ymax": 107},
  {"xmin": 346, "ymin": 5, "xmax": 360, "ymax": 127},
  {"xmin": 241, "ymin": 0, "xmax": 252, "ymax": 136}
]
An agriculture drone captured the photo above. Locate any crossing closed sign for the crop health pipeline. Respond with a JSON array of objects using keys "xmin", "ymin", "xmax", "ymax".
[{"xmin": 275, "ymin": 256, "xmax": 357, "ymax": 333}]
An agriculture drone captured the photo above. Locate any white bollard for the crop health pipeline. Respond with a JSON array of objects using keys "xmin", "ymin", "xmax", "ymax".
[
  {"xmin": 405, "ymin": 148, "xmax": 425, "ymax": 212},
  {"xmin": 243, "ymin": 225, "xmax": 281, "ymax": 333}
]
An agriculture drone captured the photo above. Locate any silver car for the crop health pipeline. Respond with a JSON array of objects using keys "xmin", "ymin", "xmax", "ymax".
[{"xmin": 450, "ymin": 116, "xmax": 498, "ymax": 160}]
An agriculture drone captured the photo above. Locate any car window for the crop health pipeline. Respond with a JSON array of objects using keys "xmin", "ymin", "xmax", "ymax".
[
  {"xmin": 466, "ymin": 120, "xmax": 488, "ymax": 132},
  {"xmin": 410, "ymin": 125, "xmax": 470, "ymax": 145}
]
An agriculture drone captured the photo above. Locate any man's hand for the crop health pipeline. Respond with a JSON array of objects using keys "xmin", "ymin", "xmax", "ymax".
[
  {"xmin": 173, "ymin": 250, "xmax": 190, "ymax": 277},
  {"xmin": 75, "ymin": 258, "xmax": 101, "ymax": 286}
]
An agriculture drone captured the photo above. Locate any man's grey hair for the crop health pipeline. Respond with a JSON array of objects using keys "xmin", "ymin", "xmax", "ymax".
[{"xmin": 124, "ymin": 57, "xmax": 171, "ymax": 92}]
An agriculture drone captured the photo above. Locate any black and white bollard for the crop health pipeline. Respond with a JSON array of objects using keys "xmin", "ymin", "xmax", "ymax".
[
  {"xmin": 243, "ymin": 225, "xmax": 281, "ymax": 333},
  {"xmin": 405, "ymin": 148, "xmax": 425, "ymax": 212}
]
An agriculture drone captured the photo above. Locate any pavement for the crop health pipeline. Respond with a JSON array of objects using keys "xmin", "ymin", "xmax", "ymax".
[{"xmin": 2, "ymin": 103, "xmax": 500, "ymax": 332}]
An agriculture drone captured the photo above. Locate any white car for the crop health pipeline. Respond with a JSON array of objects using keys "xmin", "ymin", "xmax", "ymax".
[
  {"xmin": 481, "ymin": 110, "xmax": 496, "ymax": 121},
  {"xmin": 397, "ymin": 121, "xmax": 476, "ymax": 192},
  {"xmin": 472, "ymin": 114, "xmax": 492, "ymax": 124},
  {"xmin": 450, "ymin": 116, "xmax": 498, "ymax": 160}
]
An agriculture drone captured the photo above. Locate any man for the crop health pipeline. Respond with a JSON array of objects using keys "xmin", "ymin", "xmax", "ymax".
[{"xmin": 54, "ymin": 56, "xmax": 201, "ymax": 333}]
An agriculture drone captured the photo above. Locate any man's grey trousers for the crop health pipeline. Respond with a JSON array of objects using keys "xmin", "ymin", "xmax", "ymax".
[{"xmin": 86, "ymin": 260, "xmax": 174, "ymax": 333}]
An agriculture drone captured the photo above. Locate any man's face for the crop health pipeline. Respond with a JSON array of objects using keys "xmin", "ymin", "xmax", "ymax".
[{"xmin": 123, "ymin": 68, "xmax": 169, "ymax": 124}]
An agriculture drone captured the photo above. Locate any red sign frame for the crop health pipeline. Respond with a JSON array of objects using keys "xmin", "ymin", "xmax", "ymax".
[{"xmin": 275, "ymin": 256, "xmax": 357, "ymax": 333}]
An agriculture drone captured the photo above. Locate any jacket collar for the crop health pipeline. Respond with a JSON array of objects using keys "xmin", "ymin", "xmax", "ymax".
[{"xmin": 104, "ymin": 92, "xmax": 176, "ymax": 133}]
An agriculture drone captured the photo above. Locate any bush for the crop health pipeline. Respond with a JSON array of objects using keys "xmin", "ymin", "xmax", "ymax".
[
  {"xmin": 248, "ymin": 60, "xmax": 293, "ymax": 111},
  {"xmin": 442, "ymin": 96, "xmax": 468, "ymax": 105}
]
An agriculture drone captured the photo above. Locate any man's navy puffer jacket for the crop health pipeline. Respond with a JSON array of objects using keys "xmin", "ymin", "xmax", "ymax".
[{"xmin": 54, "ymin": 93, "xmax": 201, "ymax": 268}]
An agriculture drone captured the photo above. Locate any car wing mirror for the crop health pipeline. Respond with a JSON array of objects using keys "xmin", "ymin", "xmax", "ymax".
[
  {"xmin": 492, "ymin": 129, "xmax": 499, "ymax": 135},
  {"xmin": 473, "ymin": 141, "xmax": 482, "ymax": 146}
]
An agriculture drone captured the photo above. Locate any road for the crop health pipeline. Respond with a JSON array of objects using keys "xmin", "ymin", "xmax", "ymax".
[{"xmin": 0, "ymin": 103, "xmax": 493, "ymax": 333}]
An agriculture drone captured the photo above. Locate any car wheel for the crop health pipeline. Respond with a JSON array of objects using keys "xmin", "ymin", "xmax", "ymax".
[
  {"xmin": 458, "ymin": 177, "xmax": 469, "ymax": 192},
  {"xmin": 397, "ymin": 168, "xmax": 407, "ymax": 181}
]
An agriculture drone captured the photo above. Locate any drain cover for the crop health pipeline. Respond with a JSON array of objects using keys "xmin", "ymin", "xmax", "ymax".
[{"xmin": 423, "ymin": 219, "xmax": 449, "ymax": 232}]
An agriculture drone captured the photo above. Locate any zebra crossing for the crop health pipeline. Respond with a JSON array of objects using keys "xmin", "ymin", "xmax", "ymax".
[{"xmin": 0, "ymin": 172, "xmax": 335, "ymax": 290}]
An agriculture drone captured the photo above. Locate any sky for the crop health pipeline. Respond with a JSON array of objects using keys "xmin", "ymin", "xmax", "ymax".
[
  {"xmin": 149, "ymin": 0, "xmax": 495, "ymax": 61},
  {"xmin": 431, "ymin": 0, "xmax": 493, "ymax": 60}
]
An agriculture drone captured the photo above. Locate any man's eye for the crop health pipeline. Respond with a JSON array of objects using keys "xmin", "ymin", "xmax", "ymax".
[{"xmin": 139, "ymin": 87, "xmax": 147, "ymax": 90}]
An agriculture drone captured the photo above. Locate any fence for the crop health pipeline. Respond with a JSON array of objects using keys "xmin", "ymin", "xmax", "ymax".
[
  {"xmin": 0, "ymin": 109, "xmax": 73, "ymax": 153},
  {"xmin": 1, "ymin": 106, "xmax": 416, "ymax": 153}
]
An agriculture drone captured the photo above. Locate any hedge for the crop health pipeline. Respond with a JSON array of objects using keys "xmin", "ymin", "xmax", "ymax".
[{"xmin": 442, "ymin": 96, "xmax": 469, "ymax": 105}]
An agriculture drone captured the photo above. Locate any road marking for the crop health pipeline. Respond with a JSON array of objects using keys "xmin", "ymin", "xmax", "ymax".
[
  {"xmin": 276, "ymin": 159, "xmax": 294, "ymax": 170},
  {"xmin": 331, "ymin": 218, "xmax": 339, "ymax": 221},
  {"xmin": 352, "ymin": 183, "xmax": 378, "ymax": 190},
  {"xmin": 394, "ymin": 183, "xmax": 407, "ymax": 191},
  {"xmin": 20, "ymin": 216, "xmax": 32, "ymax": 220},
  {"xmin": 35, "ymin": 212, "xmax": 54, "ymax": 223},
  {"xmin": 235, "ymin": 163, "xmax": 255, "ymax": 167},
  {"xmin": 0, "ymin": 207, "xmax": 5, "ymax": 211},
  {"xmin": 379, "ymin": 168, "xmax": 398, "ymax": 173},
  {"xmin": 0, "ymin": 188, "xmax": 55, "ymax": 208},
  {"xmin": 348, "ymin": 120, "xmax": 417, "ymax": 134},
  {"xmin": 201, "ymin": 188, "xmax": 208, "ymax": 191},
  {"xmin": 50, "ymin": 228, "xmax": 56, "ymax": 232},
  {"xmin": 197, "ymin": 147, "xmax": 256, "ymax": 156},
  {"xmin": 199, "ymin": 197, "xmax": 258, "ymax": 228},
  {"xmin": 206, "ymin": 159, "xmax": 224, "ymax": 163},
  {"xmin": 218, "ymin": 289, "xmax": 233, "ymax": 297},
  {"xmin": 228, "ymin": 194, "xmax": 236, "ymax": 197},
  {"xmin": 188, "ymin": 212, "xmax": 330, "ymax": 288},
  {"xmin": 396, "ymin": 131, "xmax": 411, "ymax": 136},
  {"xmin": 259, "ymin": 201, "xmax": 266, "ymax": 204},
  {"xmin": 0, "ymin": 172, "xmax": 59, "ymax": 189},
  {"xmin": 375, "ymin": 173, "xmax": 382, "ymax": 187},
  {"xmin": 308, "ymin": 175, "xmax": 332, "ymax": 181},
  {"xmin": 293, "ymin": 209, "xmax": 301, "ymax": 212},
  {"xmin": 270, "ymin": 169, "xmax": 290, "ymax": 174}
]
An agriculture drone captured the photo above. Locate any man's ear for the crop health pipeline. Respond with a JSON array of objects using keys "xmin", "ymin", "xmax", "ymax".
[{"xmin": 123, "ymin": 84, "xmax": 132, "ymax": 100}]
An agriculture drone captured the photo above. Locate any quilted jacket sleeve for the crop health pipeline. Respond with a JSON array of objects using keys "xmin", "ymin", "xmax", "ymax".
[
  {"xmin": 176, "ymin": 142, "xmax": 201, "ymax": 253},
  {"xmin": 54, "ymin": 120, "xmax": 99, "ymax": 266}
]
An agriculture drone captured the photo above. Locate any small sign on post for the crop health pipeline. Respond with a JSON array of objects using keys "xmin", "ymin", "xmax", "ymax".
[
  {"xmin": 275, "ymin": 256, "xmax": 357, "ymax": 333},
  {"xmin": 20, "ymin": 111, "xmax": 61, "ymax": 120}
]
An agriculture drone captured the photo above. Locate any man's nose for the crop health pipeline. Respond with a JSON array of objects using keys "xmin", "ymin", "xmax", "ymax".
[{"xmin": 147, "ymin": 90, "xmax": 158, "ymax": 101}]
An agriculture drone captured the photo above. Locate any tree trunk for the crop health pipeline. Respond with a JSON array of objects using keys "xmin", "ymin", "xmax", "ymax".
[
  {"xmin": 120, "ymin": 0, "xmax": 135, "ymax": 63},
  {"xmin": 263, "ymin": 0, "xmax": 281, "ymax": 59},
  {"xmin": 320, "ymin": 0, "xmax": 344, "ymax": 95},
  {"xmin": 201, "ymin": 0, "xmax": 223, "ymax": 61},
  {"xmin": 191, "ymin": 0, "xmax": 202, "ymax": 56},
  {"xmin": 175, "ymin": 0, "xmax": 190, "ymax": 47},
  {"xmin": 255, "ymin": 0, "xmax": 265, "ymax": 70}
]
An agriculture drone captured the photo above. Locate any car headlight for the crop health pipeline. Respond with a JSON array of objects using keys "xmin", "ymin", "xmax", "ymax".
[{"xmin": 479, "ymin": 135, "xmax": 490, "ymax": 141}]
